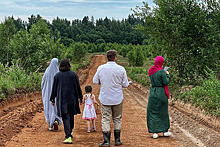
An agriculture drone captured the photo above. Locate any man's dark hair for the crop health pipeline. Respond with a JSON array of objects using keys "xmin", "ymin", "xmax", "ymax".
[
  {"xmin": 85, "ymin": 85, "xmax": 92, "ymax": 93},
  {"xmin": 59, "ymin": 58, "xmax": 71, "ymax": 71},
  {"xmin": 106, "ymin": 50, "xmax": 117, "ymax": 61}
]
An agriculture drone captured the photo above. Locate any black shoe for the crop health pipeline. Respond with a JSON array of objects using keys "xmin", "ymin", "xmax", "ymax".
[
  {"xmin": 99, "ymin": 132, "xmax": 111, "ymax": 147},
  {"xmin": 114, "ymin": 130, "xmax": 122, "ymax": 146}
]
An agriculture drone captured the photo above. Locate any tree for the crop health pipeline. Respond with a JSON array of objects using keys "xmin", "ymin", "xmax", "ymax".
[
  {"xmin": 96, "ymin": 39, "xmax": 106, "ymax": 44},
  {"xmin": 7, "ymin": 19, "xmax": 64, "ymax": 72},
  {"xmin": 133, "ymin": 0, "xmax": 220, "ymax": 83},
  {"xmin": 87, "ymin": 43, "xmax": 97, "ymax": 53},
  {"xmin": 127, "ymin": 50, "xmax": 136, "ymax": 66},
  {"xmin": 127, "ymin": 47, "xmax": 144, "ymax": 66},
  {"xmin": 27, "ymin": 14, "xmax": 42, "ymax": 31},
  {"xmin": 0, "ymin": 18, "xmax": 16, "ymax": 64},
  {"xmin": 67, "ymin": 42, "xmax": 87, "ymax": 61},
  {"xmin": 10, "ymin": 17, "xmax": 25, "ymax": 31}
]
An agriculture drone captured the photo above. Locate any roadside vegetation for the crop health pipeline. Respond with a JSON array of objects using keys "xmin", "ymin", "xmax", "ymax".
[{"xmin": 0, "ymin": 60, "xmax": 41, "ymax": 101}]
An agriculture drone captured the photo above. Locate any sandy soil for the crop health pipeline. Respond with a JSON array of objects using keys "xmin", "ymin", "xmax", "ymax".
[{"xmin": 0, "ymin": 55, "xmax": 219, "ymax": 147}]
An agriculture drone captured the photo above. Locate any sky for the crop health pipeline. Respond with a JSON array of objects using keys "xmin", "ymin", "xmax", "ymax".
[{"xmin": 0, "ymin": 0, "xmax": 154, "ymax": 22}]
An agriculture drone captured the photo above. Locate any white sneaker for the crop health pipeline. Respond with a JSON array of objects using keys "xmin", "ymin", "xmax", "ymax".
[
  {"xmin": 48, "ymin": 127, "xmax": 54, "ymax": 131},
  {"xmin": 163, "ymin": 131, "xmax": 172, "ymax": 137},
  {"xmin": 153, "ymin": 133, "xmax": 159, "ymax": 139}
]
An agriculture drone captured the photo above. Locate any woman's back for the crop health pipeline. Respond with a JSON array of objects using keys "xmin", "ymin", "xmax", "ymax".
[
  {"xmin": 150, "ymin": 70, "xmax": 169, "ymax": 87},
  {"xmin": 51, "ymin": 70, "xmax": 83, "ymax": 116},
  {"xmin": 147, "ymin": 63, "xmax": 170, "ymax": 134}
]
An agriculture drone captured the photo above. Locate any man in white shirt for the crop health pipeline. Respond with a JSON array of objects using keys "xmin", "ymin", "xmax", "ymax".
[{"xmin": 93, "ymin": 50, "xmax": 129, "ymax": 147}]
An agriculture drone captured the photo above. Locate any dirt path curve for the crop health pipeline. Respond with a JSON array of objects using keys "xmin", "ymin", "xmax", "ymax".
[{"xmin": 2, "ymin": 55, "xmax": 220, "ymax": 147}]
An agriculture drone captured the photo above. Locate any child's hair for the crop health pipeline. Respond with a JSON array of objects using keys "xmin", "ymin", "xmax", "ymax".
[{"xmin": 85, "ymin": 85, "xmax": 92, "ymax": 93}]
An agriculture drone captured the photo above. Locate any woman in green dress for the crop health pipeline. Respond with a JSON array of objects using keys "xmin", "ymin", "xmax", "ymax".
[{"xmin": 147, "ymin": 56, "xmax": 172, "ymax": 139}]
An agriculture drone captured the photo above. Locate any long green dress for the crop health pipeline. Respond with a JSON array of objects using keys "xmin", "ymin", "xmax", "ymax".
[{"xmin": 147, "ymin": 70, "xmax": 170, "ymax": 133}]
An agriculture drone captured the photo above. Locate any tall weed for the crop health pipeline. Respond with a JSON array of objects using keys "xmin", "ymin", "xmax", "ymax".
[{"xmin": 0, "ymin": 60, "xmax": 41, "ymax": 100}]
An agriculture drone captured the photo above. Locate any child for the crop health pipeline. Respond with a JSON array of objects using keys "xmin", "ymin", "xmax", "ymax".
[{"xmin": 82, "ymin": 85, "xmax": 99, "ymax": 133}]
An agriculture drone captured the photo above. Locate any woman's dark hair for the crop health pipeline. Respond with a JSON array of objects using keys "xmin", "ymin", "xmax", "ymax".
[
  {"xmin": 59, "ymin": 58, "xmax": 71, "ymax": 71},
  {"xmin": 85, "ymin": 85, "xmax": 92, "ymax": 93},
  {"xmin": 106, "ymin": 50, "xmax": 117, "ymax": 61}
]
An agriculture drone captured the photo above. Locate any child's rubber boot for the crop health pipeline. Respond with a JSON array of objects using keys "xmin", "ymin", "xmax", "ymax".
[{"xmin": 63, "ymin": 137, "xmax": 72, "ymax": 144}]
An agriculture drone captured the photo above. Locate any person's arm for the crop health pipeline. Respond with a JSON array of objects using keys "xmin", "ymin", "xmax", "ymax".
[
  {"xmin": 82, "ymin": 95, "xmax": 86, "ymax": 104},
  {"xmin": 93, "ymin": 66, "xmax": 100, "ymax": 85},
  {"xmin": 75, "ymin": 73, "xmax": 83, "ymax": 104},
  {"xmin": 122, "ymin": 68, "xmax": 129, "ymax": 88},
  {"xmin": 50, "ymin": 76, "xmax": 58, "ymax": 106},
  {"xmin": 161, "ymin": 70, "xmax": 170, "ymax": 85},
  {"xmin": 92, "ymin": 94, "xmax": 99, "ymax": 106}
]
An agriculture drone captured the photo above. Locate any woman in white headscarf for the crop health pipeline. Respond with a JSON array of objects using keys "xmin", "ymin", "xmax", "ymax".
[{"xmin": 41, "ymin": 58, "xmax": 62, "ymax": 131}]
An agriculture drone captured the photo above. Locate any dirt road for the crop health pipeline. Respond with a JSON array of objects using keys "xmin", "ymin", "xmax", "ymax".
[{"xmin": 1, "ymin": 55, "xmax": 219, "ymax": 147}]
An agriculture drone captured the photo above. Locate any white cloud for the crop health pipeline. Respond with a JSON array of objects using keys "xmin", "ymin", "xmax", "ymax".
[
  {"xmin": 45, "ymin": 0, "xmax": 130, "ymax": 2},
  {"xmin": 0, "ymin": 0, "xmax": 153, "ymax": 22},
  {"xmin": 45, "ymin": 0, "xmax": 86, "ymax": 2},
  {"xmin": 40, "ymin": 0, "xmax": 144, "ymax": 4}
]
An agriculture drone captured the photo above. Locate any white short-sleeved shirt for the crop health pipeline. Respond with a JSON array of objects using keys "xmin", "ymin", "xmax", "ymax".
[{"xmin": 93, "ymin": 61, "xmax": 129, "ymax": 105}]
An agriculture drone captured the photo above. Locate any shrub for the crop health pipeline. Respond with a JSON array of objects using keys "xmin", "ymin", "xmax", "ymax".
[
  {"xmin": 66, "ymin": 42, "xmax": 87, "ymax": 61},
  {"xmin": 127, "ymin": 47, "xmax": 144, "ymax": 66},
  {"xmin": 126, "ymin": 66, "xmax": 150, "ymax": 86},
  {"xmin": 181, "ymin": 68, "xmax": 220, "ymax": 116},
  {"xmin": 0, "ymin": 60, "xmax": 41, "ymax": 100}
]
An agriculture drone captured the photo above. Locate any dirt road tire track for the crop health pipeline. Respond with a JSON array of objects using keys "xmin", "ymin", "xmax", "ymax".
[{"xmin": 1, "ymin": 55, "xmax": 220, "ymax": 147}]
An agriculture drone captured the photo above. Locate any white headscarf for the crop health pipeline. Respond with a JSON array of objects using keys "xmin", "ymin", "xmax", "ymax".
[{"xmin": 45, "ymin": 58, "xmax": 59, "ymax": 79}]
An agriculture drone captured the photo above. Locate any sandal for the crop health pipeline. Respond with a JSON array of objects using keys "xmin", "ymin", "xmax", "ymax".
[
  {"xmin": 93, "ymin": 126, "xmax": 96, "ymax": 132},
  {"xmin": 87, "ymin": 128, "xmax": 91, "ymax": 133}
]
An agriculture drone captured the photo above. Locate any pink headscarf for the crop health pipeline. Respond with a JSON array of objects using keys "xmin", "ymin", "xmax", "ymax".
[{"xmin": 148, "ymin": 56, "xmax": 169, "ymax": 99}]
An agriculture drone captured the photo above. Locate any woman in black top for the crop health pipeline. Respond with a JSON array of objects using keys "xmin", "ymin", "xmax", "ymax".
[{"xmin": 50, "ymin": 58, "xmax": 83, "ymax": 144}]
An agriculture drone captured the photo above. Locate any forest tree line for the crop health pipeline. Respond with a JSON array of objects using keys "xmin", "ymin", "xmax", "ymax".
[{"xmin": 0, "ymin": 14, "xmax": 147, "ymax": 71}]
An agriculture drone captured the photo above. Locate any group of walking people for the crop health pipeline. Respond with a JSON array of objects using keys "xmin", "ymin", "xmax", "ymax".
[{"xmin": 41, "ymin": 50, "xmax": 171, "ymax": 146}]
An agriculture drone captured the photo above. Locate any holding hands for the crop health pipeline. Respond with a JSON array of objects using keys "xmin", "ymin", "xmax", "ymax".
[{"xmin": 80, "ymin": 99, "xmax": 83, "ymax": 105}]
